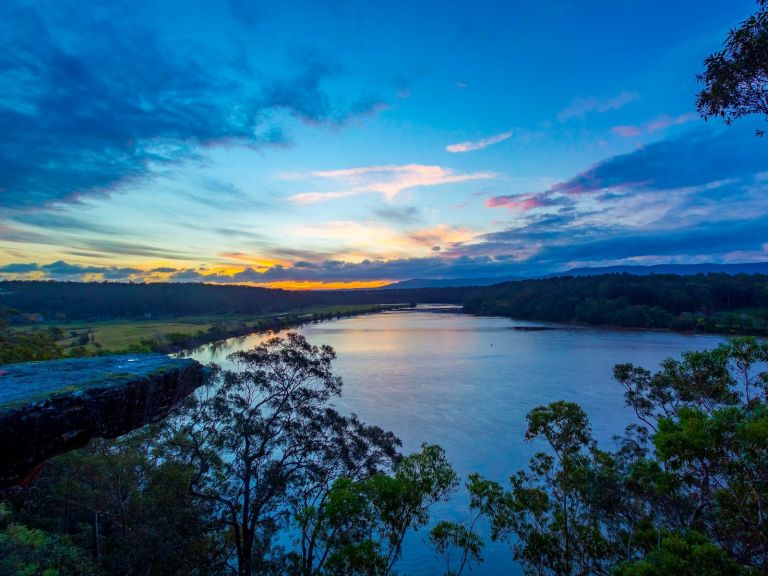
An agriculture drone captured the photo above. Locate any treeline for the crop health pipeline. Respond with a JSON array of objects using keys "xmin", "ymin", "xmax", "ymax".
[
  {"xmin": 465, "ymin": 273, "xmax": 768, "ymax": 334},
  {"xmin": 0, "ymin": 281, "xmax": 471, "ymax": 321},
  {"xmin": 3, "ymin": 274, "xmax": 768, "ymax": 334}
]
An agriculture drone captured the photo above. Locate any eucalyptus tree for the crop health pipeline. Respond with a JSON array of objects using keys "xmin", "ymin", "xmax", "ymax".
[
  {"xmin": 697, "ymin": 0, "xmax": 768, "ymax": 134},
  {"xmin": 168, "ymin": 333, "xmax": 456, "ymax": 575},
  {"xmin": 453, "ymin": 337, "xmax": 768, "ymax": 575}
]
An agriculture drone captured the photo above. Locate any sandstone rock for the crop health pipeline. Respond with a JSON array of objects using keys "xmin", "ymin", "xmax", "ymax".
[{"xmin": 0, "ymin": 354, "xmax": 204, "ymax": 490}]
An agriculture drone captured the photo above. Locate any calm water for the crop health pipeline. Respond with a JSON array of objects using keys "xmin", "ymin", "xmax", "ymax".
[{"xmin": 187, "ymin": 307, "xmax": 726, "ymax": 575}]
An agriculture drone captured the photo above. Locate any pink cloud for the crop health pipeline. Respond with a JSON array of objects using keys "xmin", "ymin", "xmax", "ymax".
[
  {"xmin": 647, "ymin": 112, "xmax": 699, "ymax": 132},
  {"xmin": 558, "ymin": 90, "xmax": 639, "ymax": 122},
  {"xmin": 612, "ymin": 125, "xmax": 643, "ymax": 138},
  {"xmin": 446, "ymin": 131, "xmax": 513, "ymax": 153},
  {"xmin": 612, "ymin": 112, "xmax": 699, "ymax": 138},
  {"xmin": 485, "ymin": 193, "xmax": 548, "ymax": 212},
  {"xmin": 549, "ymin": 171, "xmax": 601, "ymax": 195}
]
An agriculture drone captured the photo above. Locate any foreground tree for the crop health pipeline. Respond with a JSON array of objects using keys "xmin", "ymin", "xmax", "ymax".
[
  {"xmin": 7, "ymin": 429, "xmax": 225, "ymax": 575},
  {"xmin": 167, "ymin": 333, "xmax": 455, "ymax": 575},
  {"xmin": 5, "ymin": 333, "xmax": 455, "ymax": 575},
  {"xmin": 457, "ymin": 337, "xmax": 768, "ymax": 575},
  {"xmin": 311, "ymin": 444, "xmax": 458, "ymax": 575},
  {"xmin": 0, "ymin": 521, "xmax": 100, "ymax": 576},
  {"xmin": 697, "ymin": 0, "xmax": 768, "ymax": 134}
]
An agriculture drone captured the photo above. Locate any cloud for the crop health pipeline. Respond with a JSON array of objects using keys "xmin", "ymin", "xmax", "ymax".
[
  {"xmin": 470, "ymin": 128, "xmax": 768, "ymax": 272},
  {"xmin": 646, "ymin": 113, "xmax": 699, "ymax": 133},
  {"xmin": 611, "ymin": 125, "xmax": 643, "ymax": 138},
  {"xmin": 259, "ymin": 55, "xmax": 386, "ymax": 125},
  {"xmin": 0, "ymin": 256, "xmax": 528, "ymax": 284},
  {"xmin": 11, "ymin": 213, "xmax": 122, "ymax": 235},
  {"xmin": 0, "ymin": 1, "xmax": 386, "ymax": 210},
  {"xmin": 74, "ymin": 239, "xmax": 200, "ymax": 261},
  {"xmin": 182, "ymin": 177, "xmax": 274, "ymax": 210},
  {"xmin": 557, "ymin": 90, "xmax": 639, "ymax": 122},
  {"xmin": 485, "ymin": 193, "xmax": 563, "ymax": 213},
  {"xmin": 612, "ymin": 112, "xmax": 698, "ymax": 138},
  {"xmin": 287, "ymin": 220, "xmax": 477, "ymax": 259},
  {"xmin": 0, "ymin": 263, "xmax": 40, "ymax": 274},
  {"xmin": 0, "ymin": 260, "xmax": 142, "ymax": 280},
  {"xmin": 286, "ymin": 164, "xmax": 495, "ymax": 203},
  {"xmin": 0, "ymin": 225, "xmax": 51, "ymax": 244},
  {"xmin": 287, "ymin": 191, "xmax": 360, "ymax": 204},
  {"xmin": 446, "ymin": 131, "xmax": 512, "ymax": 153},
  {"xmin": 373, "ymin": 206, "xmax": 421, "ymax": 225},
  {"xmin": 546, "ymin": 129, "xmax": 766, "ymax": 196}
]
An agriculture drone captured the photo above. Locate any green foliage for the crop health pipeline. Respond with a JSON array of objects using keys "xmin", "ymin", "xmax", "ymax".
[
  {"xmin": 0, "ymin": 306, "xmax": 62, "ymax": 364},
  {"xmin": 162, "ymin": 333, "xmax": 456, "ymax": 576},
  {"xmin": 463, "ymin": 274, "xmax": 768, "ymax": 334},
  {"xmin": 0, "ymin": 280, "xmax": 469, "ymax": 320},
  {"xmin": 8, "ymin": 430, "xmax": 226, "ymax": 575},
  {"xmin": 613, "ymin": 530, "xmax": 752, "ymax": 575},
  {"xmin": 429, "ymin": 520, "xmax": 483, "ymax": 576},
  {"xmin": 456, "ymin": 337, "xmax": 768, "ymax": 574},
  {"xmin": 0, "ymin": 329, "xmax": 62, "ymax": 364},
  {"xmin": 0, "ymin": 523, "xmax": 99, "ymax": 576},
  {"xmin": 3, "ymin": 334, "xmax": 459, "ymax": 575},
  {"xmin": 313, "ymin": 445, "xmax": 457, "ymax": 575},
  {"xmin": 696, "ymin": 0, "xmax": 768, "ymax": 135}
]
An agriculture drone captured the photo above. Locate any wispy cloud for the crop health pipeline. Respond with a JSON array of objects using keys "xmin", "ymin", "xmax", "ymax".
[
  {"xmin": 485, "ymin": 193, "xmax": 561, "ymax": 213},
  {"xmin": 287, "ymin": 220, "xmax": 477, "ymax": 258},
  {"xmin": 446, "ymin": 131, "xmax": 512, "ymax": 153},
  {"xmin": 287, "ymin": 164, "xmax": 495, "ymax": 204},
  {"xmin": 612, "ymin": 112, "xmax": 699, "ymax": 138},
  {"xmin": 611, "ymin": 125, "xmax": 644, "ymax": 138},
  {"xmin": 374, "ymin": 206, "xmax": 421, "ymax": 225},
  {"xmin": 0, "ymin": 1, "xmax": 387, "ymax": 210},
  {"xmin": 558, "ymin": 90, "xmax": 639, "ymax": 122}
]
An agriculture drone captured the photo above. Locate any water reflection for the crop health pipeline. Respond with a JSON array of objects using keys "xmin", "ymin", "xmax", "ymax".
[{"xmin": 187, "ymin": 308, "xmax": 726, "ymax": 575}]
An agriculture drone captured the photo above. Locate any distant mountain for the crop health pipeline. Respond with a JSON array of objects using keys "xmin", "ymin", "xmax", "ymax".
[
  {"xmin": 385, "ymin": 263, "xmax": 768, "ymax": 290},
  {"xmin": 382, "ymin": 277, "xmax": 523, "ymax": 289},
  {"xmin": 558, "ymin": 262, "xmax": 768, "ymax": 277}
]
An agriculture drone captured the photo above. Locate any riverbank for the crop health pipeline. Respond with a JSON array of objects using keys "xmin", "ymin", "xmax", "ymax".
[{"xmin": 14, "ymin": 304, "xmax": 411, "ymax": 356}]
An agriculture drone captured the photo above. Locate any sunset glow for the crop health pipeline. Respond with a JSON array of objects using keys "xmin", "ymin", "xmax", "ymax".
[{"xmin": 1, "ymin": 0, "xmax": 765, "ymax": 287}]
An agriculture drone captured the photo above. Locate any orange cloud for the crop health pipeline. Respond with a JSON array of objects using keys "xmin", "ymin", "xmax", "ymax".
[
  {"xmin": 218, "ymin": 252, "xmax": 285, "ymax": 268},
  {"xmin": 251, "ymin": 279, "xmax": 392, "ymax": 290},
  {"xmin": 289, "ymin": 221, "xmax": 478, "ymax": 258}
]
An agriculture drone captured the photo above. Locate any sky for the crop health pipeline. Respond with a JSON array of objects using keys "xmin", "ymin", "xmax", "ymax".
[{"xmin": 1, "ymin": 0, "xmax": 766, "ymax": 289}]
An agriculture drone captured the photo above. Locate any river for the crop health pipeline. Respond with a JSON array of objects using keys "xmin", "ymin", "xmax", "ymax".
[{"xmin": 186, "ymin": 306, "xmax": 726, "ymax": 574}]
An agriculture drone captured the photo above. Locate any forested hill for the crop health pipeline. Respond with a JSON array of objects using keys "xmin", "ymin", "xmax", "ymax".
[
  {"xmin": 0, "ymin": 281, "xmax": 474, "ymax": 320},
  {"xmin": 464, "ymin": 273, "xmax": 768, "ymax": 334},
  {"xmin": 3, "ymin": 274, "xmax": 768, "ymax": 333}
]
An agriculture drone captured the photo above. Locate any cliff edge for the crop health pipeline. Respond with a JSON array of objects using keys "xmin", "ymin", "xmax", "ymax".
[{"xmin": 0, "ymin": 354, "xmax": 204, "ymax": 490}]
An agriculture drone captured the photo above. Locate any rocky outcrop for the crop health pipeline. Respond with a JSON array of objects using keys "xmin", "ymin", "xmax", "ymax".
[{"xmin": 0, "ymin": 354, "xmax": 205, "ymax": 490}]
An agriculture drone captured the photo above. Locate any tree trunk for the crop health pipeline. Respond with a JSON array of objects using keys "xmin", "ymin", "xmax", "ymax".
[{"xmin": 92, "ymin": 510, "xmax": 101, "ymax": 564}]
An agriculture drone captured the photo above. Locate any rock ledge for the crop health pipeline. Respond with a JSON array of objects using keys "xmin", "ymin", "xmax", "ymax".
[{"xmin": 0, "ymin": 354, "xmax": 204, "ymax": 489}]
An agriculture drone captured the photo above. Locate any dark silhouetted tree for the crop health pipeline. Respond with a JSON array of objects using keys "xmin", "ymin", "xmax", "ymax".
[{"xmin": 697, "ymin": 0, "xmax": 768, "ymax": 135}]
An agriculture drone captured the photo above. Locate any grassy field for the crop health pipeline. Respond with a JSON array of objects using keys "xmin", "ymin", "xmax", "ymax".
[{"xmin": 16, "ymin": 304, "xmax": 405, "ymax": 353}]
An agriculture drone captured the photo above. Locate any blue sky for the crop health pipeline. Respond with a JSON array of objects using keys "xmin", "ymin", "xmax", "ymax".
[{"xmin": 1, "ymin": 0, "xmax": 766, "ymax": 287}]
